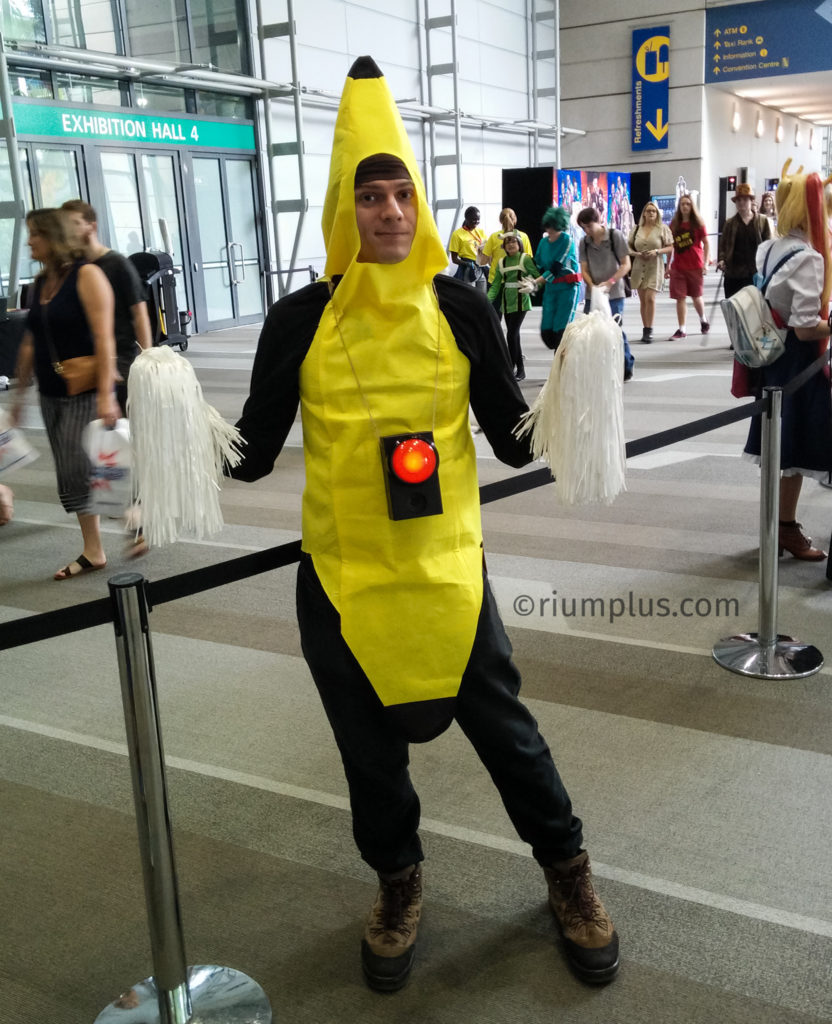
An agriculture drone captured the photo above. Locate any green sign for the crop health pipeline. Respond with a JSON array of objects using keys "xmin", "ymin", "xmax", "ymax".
[{"xmin": 13, "ymin": 103, "xmax": 256, "ymax": 151}]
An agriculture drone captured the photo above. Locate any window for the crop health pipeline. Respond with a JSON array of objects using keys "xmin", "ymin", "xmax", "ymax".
[
  {"xmin": 0, "ymin": 149, "xmax": 37, "ymax": 288},
  {"xmin": 100, "ymin": 151, "xmax": 144, "ymax": 255},
  {"xmin": 10, "ymin": 68, "xmax": 54, "ymax": 99},
  {"xmin": 191, "ymin": 0, "xmax": 248, "ymax": 73},
  {"xmin": 0, "ymin": 0, "xmax": 47, "ymax": 43},
  {"xmin": 134, "ymin": 82, "xmax": 189, "ymax": 114},
  {"xmin": 196, "ymin": 90, "xmax": 252, "ymax": 119},
  {"xmin": 54, "ymin": 72, "xmax": 128, "ymax": 106},
  {"xmin": 125, "ymin": 0, "xmax": 189, "ymax": 64},
  {"xmin": 47, "ymin": 0, "xmax": 121, "ymax": 51}
]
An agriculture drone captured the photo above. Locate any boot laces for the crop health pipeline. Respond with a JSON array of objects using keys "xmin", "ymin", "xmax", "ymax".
[
  {"xmin": 562, "ymin": 863, "xmax": 607, "ymax": 927},
  {"xmin": 371, "ymin": 874, "xmax": 419, "ymax": 937}
]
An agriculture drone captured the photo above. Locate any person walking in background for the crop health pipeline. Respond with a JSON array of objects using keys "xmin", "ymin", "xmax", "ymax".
[
  {"xmin": 576, "ymin": 206, "xmax": 634, "ymax": 380},
  {"xmin": 449, "ymin": 206, "xmax": 487, "ymax": 291},
  {"xmin": 666, "ymin": 194, "xmax": 710, "ymax": 338},
  {"xmin": 742, "ymin": 169, "xmax": 832, "ymax": 562},
  {"xmin": 628, "ymin": 201, "xmax": 673, "ymax": 343},
  {"xmin": 759, "ymin": 190, "xmax": 777, "ymax": 231},
  {"xmin": 60, "ymin": 201, "xmax": 152, "ymax": 413},
  {"xmin": 717, "ymin": 183, "xmax": 772, "ymax": 299},
  {"xmin": 10, "ymin": 208, "xmax": 118, "ymax": 580},
  {"xmin": 61, "ymin": 199, "xmax": 154, "ymax": 557},
  {"xmin": 481, "ymin": 208, "xmax": 532, "ymax": 318},
  {"xmin": 487, "ymin": 230, "xmax": 539, "ymax": 380},
  {"xmin": 533, "ymin": 206, "xmax": 581, "ymax": 353}
]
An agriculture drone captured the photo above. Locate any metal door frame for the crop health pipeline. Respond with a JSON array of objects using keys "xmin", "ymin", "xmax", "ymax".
[{"xmin": 183, "ymin": 150, "xmax": 264, "ymax": 332}]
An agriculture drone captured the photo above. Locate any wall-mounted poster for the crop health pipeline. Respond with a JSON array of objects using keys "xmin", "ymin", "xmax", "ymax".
[
  {"xmin": 583, "ymin": 171, "xmax": 608, "ymax": 221},
  {"xmin": 556, "ymin": 169, "xmax": 582, "ymax": 212},
  {"xmin": 608, "ymin": 173, "xmax": 633, "ymax": 234},
  {"xmin": 652, "ymin": 195, "xmax": 676, "ymax": 225}
]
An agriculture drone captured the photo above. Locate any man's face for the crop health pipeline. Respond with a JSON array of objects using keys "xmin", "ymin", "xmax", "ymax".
[
  {"xmin": 735, "ymin": 196, "xmax": 752, "ymax": 214},
  {"xmin": 62, "ymin": 211, "xmax": 93, "ymax": 250},
  {"xmin": 354, "ymin": 178, "xmax": 417, "ymax": 264}
]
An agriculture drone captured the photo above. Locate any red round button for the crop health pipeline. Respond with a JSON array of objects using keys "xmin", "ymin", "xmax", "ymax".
[{"xmin": 390, "ymin": 438, "xmax": 437, "ymax": 484}]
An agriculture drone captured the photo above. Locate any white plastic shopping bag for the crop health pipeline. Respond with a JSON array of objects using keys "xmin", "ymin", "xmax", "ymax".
[
  {"xmin": 82, "ymin": 418, "xmax": 132, "ymax": 516},
  {"xmin": 0, "ymin": 409, "xmax": 39, "ymax": 476}
]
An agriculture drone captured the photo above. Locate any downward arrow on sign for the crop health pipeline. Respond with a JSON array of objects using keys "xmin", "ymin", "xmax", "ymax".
[{"xmin": 646, "ymin": 110, "xmax": 668, "ymax": 141}]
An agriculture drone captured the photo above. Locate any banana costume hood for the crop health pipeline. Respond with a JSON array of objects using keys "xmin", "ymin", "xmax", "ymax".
[{"xmin": 299, "ymin": 56, "xmax": 484, "ymax": 728}]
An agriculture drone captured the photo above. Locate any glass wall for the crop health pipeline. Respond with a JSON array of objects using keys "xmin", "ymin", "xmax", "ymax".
[{"xmin": 3, "ymin": 0, "xmax": 249, "ymax": 72}]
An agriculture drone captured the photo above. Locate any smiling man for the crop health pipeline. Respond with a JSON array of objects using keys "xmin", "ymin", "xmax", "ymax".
[{"xmin": 230, "ymin": 56, "xmax": 619, "ymax": 993}]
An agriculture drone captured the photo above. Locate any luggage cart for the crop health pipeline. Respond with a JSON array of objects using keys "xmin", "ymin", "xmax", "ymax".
[{"xmin": 128, "ymin": 250, "xmax": 189, "ymax": 352}]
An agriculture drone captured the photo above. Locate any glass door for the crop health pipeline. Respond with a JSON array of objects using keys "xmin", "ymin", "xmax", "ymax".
[
  {"xmin": 192, "ymin": 155, "xmax": 263, "ymax": 329},
  {"xmin": 97, "ymin": 147, "xmax": 190, "ymax": 327}
]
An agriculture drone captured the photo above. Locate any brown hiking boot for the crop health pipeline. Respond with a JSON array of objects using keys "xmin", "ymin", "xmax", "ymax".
[
  {"xmin": 361, "ymin": 864, "xmax": 422, "ymax": 992},
  {"xmin": 543, "ymin": 851, "xmax": 619, "ymax": 984}
]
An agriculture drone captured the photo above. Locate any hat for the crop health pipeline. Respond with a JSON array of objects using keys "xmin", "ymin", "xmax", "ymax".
[{"xmin": 731, "ymin": 182, "xmax": 755, "ymax": 202}]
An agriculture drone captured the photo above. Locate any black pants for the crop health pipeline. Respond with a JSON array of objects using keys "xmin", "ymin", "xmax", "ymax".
[
  {"xmin": 296, "ymin": 554, "xmax": 583, "ymax": 874},
  {"xmin": 504, "ymin": 310, "xmax": 526, "ymax": 373},
  {"xmin": 541, "ymin": 328, "xmax": 565, "ymax": 351},
  {"xmin": 724, "ymin": 274, "xmax": 753, "ymax": 299}
]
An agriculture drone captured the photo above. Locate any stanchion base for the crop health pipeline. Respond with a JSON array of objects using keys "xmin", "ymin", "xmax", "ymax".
[
  {"xmin": 95, "ymin": 965, "xmax": 271, "ymax": 1023},
  {"xmin": 713, "ymin": 633, "xmax": 823, "ymax": 679}
]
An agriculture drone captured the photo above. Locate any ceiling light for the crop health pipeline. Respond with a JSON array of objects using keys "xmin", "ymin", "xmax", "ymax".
[
  {"xmin": 755, "ymin": 112, "xmax": 764, "ymax": 138},
  {"xmin": 731, "ymin": 103, "xmax": 741, "ymax": 132},
  {"xmin": 809, "ymin": 127, "xmax": 815, "ymax": 150},
  {"xmin": 775, "ymin": 118, "xmax": 784, "ymax": 143},
  {"xmin": 794, "ymin": 124, "xmax": 802, "ymax": 146}
]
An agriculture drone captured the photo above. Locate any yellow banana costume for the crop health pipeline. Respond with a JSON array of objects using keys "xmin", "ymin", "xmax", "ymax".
[{"xmin": 301, "ymin": 57, "xmax": 484, "ymax": 710}]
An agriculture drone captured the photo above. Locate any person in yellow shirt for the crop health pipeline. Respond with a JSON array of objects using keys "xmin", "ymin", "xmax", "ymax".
[
  {"xmin": 448, "ymin": 206, "xmax": 487, "ymax": 290},
  {"xmin": 230, "ymin": 55, "xmax": 619, "ymax": 995}
]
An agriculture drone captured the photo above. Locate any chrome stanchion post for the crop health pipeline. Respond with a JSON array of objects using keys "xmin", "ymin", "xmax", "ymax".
[
  {"xmin": 96, "ymin": 572, "xmax": 272, "ymax": 1024},
  {"xmin": 713, "ymin": 388, "xmax": 823, "ymax": 678}
]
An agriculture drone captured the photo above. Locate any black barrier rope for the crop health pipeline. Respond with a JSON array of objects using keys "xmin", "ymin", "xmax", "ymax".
[{"xmin": 1, "ymin": 350, "xmax": 828, "ymax": 653}]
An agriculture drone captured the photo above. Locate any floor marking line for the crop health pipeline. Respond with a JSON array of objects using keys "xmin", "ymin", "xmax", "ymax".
[{"xmin": 3, "ymin": 714, "xmax": 832, "ymax": 938}]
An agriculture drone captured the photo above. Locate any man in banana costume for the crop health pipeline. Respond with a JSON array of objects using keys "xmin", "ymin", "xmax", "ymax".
[{"xmin": 232, "ymin": 56, "xmax": 619, "ymax": 991}]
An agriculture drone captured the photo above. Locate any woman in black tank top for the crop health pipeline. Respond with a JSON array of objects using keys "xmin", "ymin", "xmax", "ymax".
[{"xmin": 11, "ymin": 208, "xmax": 118, "ymax": 580}]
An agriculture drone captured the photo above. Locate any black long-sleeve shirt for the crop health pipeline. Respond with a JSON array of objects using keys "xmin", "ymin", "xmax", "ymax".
[{"xmin": 231, "ymin": 274, "xmax": 534, "ymax": 481}]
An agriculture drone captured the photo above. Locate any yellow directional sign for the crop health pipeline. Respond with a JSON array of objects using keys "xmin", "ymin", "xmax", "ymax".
[{"xmin": 646, "ymin": 110, "xmax": 668, "ymax": 141}]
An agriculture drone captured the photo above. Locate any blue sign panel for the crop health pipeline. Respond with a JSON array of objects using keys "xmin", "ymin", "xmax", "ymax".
[
  {"xmin": 632, "ymin": 26, "xmax": 669, "ymax": 152},
  {"xmin": 706, "ymin": 0, "xmax": 832, "ymax": 83}
]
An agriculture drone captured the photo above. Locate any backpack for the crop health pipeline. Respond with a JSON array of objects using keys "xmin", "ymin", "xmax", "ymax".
[{"xmin": 720, "ymin": 245, "xmax": 803, "ymax": 368}]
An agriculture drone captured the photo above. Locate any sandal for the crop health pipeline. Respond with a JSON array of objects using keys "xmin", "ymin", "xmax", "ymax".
[
  {"xmin": 125, "ymin": 530, "xmax": 149, "ymax": 559},
  {"xmin": 54, "ymin": 553, "xmax": 106, "ymax": 581}
]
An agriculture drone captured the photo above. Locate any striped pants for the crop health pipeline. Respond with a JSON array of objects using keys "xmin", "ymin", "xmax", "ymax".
[{"xmin": 39, "ymin": 392, "xmax": 96, "ymax": 515}]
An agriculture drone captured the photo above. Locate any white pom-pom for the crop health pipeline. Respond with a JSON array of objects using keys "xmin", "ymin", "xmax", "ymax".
[
  {"xmin": 515, "ymin": 300, "xmax": 626, "ymax": 506},
  {"xmin": 126, "ymin": 346, "xmax": 244, "ymax": 547}
]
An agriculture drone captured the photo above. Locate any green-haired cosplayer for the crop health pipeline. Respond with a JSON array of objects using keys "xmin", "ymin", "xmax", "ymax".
[{"xmin": 534, "ymin": 206, "xmax": 582, "ymax": 352}]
